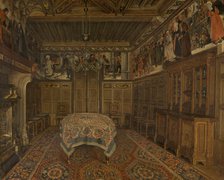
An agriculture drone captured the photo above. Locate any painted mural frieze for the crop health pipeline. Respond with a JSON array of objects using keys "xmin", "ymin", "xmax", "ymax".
[
  {"xmin": 132, "ymin": 0, "xmax": 224, "ymax": 79},
  {"xmin": 134, "ymin": 0, "xmax": 191, "ymax": 47},
  {"xmin": 0, "ymin": 0, "xmax": 41, "ymax": 61},
  {"xmin": 32, "ymin": 51, "xmax": 128, "ymax": 81},
  {"xmin": 40, "ymin": 46, "xmax": 132, "ymax": 52}
]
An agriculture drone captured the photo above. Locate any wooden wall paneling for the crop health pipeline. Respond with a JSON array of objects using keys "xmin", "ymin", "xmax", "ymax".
[
  {"xmin": 74, "ymin": 72, "xmax": 87, "ymax": 113},
  {"xmin": 154, "ymin": 110, "xmax": 167, "ymax": 147},
  {"xmin": 102, "ymin": 81, "xmax": 132, "ymax": 127},
  {"xmin": 103, "ymin": 87, "xmax": 112, "ymax": 114},
  {"xmin": 74, "ymin": 71, "xmax": 100, "ymax": 113},
  {"xmin": 87, "ymin": 72, "xmax": 99, "ymax": 113},
  {"xmin": 27, "ymin": 82, "xmax": 42, "ymax": 119},
  {"xmin": 123, "ymin": 88, "xmax": 132, "ymax": 113},
  {"xmin": 132, "ymin": 72, "xmax": 168, "ymax": 138},
  {"xmin": 40, "ymin": 82, "xmax": 72, "ymax": 125}
]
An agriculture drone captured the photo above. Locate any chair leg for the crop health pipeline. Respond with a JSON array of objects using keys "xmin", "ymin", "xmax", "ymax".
[
  {"xmin": 137, "ymin": 121, "xmax": 141, "ymax": 133},
  {"xmin": 139, "ymin": 123, "xmax": 141, "ymax": 134},
  {"xmin": 146, "ymin": 124, "xmax": 148, "ymax": 138}
]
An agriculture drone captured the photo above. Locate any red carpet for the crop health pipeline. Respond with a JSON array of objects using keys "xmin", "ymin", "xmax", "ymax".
[{"xmin": 4, "ymin": 127, "xmax": 209, "ymax": 180}]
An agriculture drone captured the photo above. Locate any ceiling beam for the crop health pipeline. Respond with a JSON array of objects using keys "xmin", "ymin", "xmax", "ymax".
[
  {"xmin": 41, "ymin": 41, "xmax": 130, "ymax": 47},
  {"xmin": 90, "ymin": 0, "xmax": 113, "ymax": 13},
  {"xmin": 139, "ymin": 0, "xmax": 151, "ymax": 7},
  {"xmin": 28, "ymin": 8, "xmax": 157, "ymax": 22},
  {"xmin": 158, "ymin": 0, "xmax": 176, "ymax": 14}
]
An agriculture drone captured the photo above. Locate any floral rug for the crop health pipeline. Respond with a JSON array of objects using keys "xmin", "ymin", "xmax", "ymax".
[{"xmin": 3, "ymin": 128, "xmax": 210, "ymax": 180}]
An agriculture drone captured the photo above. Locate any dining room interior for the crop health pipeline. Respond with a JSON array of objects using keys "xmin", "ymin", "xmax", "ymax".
[{"xmin": 1, "ymin": 0, "xmax": 224, "ymax": 179}]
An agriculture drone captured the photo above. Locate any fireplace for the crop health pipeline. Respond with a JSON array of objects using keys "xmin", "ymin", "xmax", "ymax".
[
  {"xmin": 0, "ymin": 84, "xmax": 19, "ymax": 170},
  {"xmin": 0, "ymin": 106, "xmax": 13, "ymax": 154}
]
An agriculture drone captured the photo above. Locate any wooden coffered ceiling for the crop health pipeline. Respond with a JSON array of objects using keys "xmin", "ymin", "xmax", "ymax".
[{"xmin": 24, "ymin": 0, "xmax": 192, "ymax": 51}]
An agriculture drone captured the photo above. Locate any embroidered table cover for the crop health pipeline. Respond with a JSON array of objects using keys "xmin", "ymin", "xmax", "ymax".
[{"xmin": 60, "ymin": 113, "xmax": 117, "ymax": 157}]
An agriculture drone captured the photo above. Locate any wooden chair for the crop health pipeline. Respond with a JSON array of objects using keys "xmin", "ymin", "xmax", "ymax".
[
  {"xmin": 109, "ymin": 102, "xmax": 121, "ymax": 127},
  {"xmin": 133, "ymin": 105, "xmax": 148, "ymax": 133},
  {"xmin": 56, "ymin": 102, "xmax": 69, "ymax": 126},
  {"xmin": 131, "ymin": 104, "xmax": 139, "ymax": 131},
  {"xmin": 124, "ymin": 113, "xmax": 132, "ymax": 129},
  {"xmin": 139, "ymin": 106, "xmax": 155, "ymax": 139}
]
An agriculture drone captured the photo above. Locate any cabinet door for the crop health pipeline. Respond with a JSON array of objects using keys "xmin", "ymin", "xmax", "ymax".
[
  {"xmin": 170, "ymin": 73, "xmax": 181, "ymax": 112},
  {"xmin": 194, "ymin": 65, "xmax": 207, "ymax": 115},
  {"xmin": 182, "ymin": 70, "xmax": 193, "ymax": 114},
  {"xmin": 180, "ymin": 119, "xmax": 194, "ymax": 162},
  {"xmin": 167, "ymin": 114, "xmax": 180, "ymax": 154}
]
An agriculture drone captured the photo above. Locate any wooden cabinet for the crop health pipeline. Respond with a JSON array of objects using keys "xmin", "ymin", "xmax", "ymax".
[
  {"xmin": 153, "ymin": 49, "xmax": 217, "ymax": 166},
  {"xmin": 155, "ymin": 110, "xmax": 214, "ymax": 165},
  {"xmin": 102, "ymin": 81, "xmax": 132, "ymax": 127},
  {"xmin": 180, "ymin": 115, "xmax": 214, "ymax": 165},
  {"xmin": 166, "ymin": 49, "xmax": 216, "ymax": 116}
]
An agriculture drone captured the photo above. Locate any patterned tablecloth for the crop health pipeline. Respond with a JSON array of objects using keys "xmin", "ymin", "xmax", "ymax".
[{"xmin": 60, "ymin": 113, "xmax": 117, "ymax": 157}]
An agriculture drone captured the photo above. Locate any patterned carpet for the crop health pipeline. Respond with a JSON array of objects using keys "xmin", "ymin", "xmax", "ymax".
[{"xmin": 3, "ymin": 127, "xmax": 210, "ymax": 180}]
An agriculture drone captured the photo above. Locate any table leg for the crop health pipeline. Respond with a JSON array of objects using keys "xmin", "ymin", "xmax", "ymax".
[
  {"xmin": 67, "ymin": 154, "xmax": 71, "ymax": 164},
  {"xmin": 105, "ymin": 156, "xmax": 109, "ymax": 165}
]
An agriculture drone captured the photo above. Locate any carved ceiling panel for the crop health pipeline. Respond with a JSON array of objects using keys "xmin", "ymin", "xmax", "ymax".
[{"xmin": 22, "ymin": 0, "xmax": 193, "ymax": 51}]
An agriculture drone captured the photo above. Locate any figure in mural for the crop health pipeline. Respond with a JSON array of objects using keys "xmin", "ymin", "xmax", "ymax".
[
  {"xmin": 0, "ymin": 8, "xmax": 9, "ymax": 27},
  {"xmin": 156, "ymin": 37, "xmax": 164, "ymax": 65},
  {"xmin": 151, "ymin": 42, "xmax": 157, "ymax": 67},
  {"xmin": 131, "ymin": 54, "xmax": 138, "ymax": 78},
  {"xmin": 44, "ymin": 55, "xmax": 54, "ymax": 77},
  {"xmin": 0, "ymin": 8, "xmax": 9, "ymax": 42},
  {"xmin": 102, "ymin": 54, "xmax": 110, "ymax": 73},
  {"xmin": 9, "ymin": 14, "xmax": 18, "ymax": 50},
  {"xmin": 207, "ymin": 1, "xmax": 224, "ymax": 43},
  {"xmin": 62, "ymin": 55, "xmax": 72, "ymax": 79},
  {"xmin": 172, "ymin": 17, "xmax": 182, "ymax": 58},
  {"xmin": 143, "ymin": 46, "xmax": 152, "ymax": 73},
  {"xmin": 212, "ymin": 0, "xmax": 224, "ymax": 26},
  {"xmin": 137, "ymin": 55, "xmax": 144, "ymax": 77},
  {"xmin": 179, "ymin": 22, "xmax": 191, "ymax": 57},
  {"xmin": 31, "ymin": 63, "xmax": 45, "ymax": 79},
  {"xmin": 212, "ymin": 0, "xmax": 224, "ymax": 14},
  {"xmin": 89, "ymin": 54, "xmax": 97, "ymax": 65},
  {"xmin": 164, "ymin": 30, "xmax": 175, "ymax": 61},
  {"xmin": 186, "ymin": 1, "xmax": 199, "ymax": 26},
  {"xmin": 16, "ymin": 23, "xmax": 27, "ymax": 56},
  {"xmin": 115, "ymin": 55, "xmax": 121, "ymax": 74}
]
